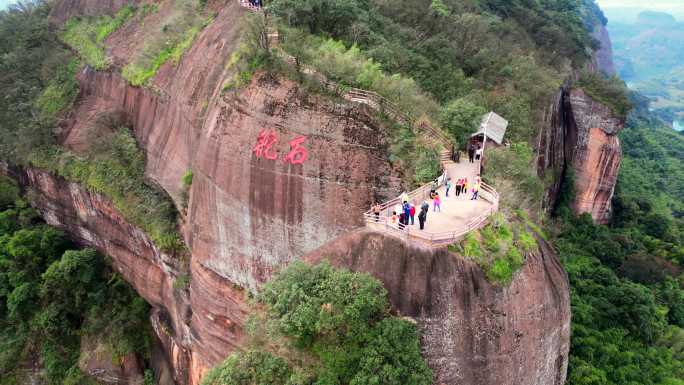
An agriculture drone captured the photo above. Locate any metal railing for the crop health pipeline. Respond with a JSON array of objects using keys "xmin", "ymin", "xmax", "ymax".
[{"xmin": 364, "ymin": 181, "xmax": 499, "ymax": 247}]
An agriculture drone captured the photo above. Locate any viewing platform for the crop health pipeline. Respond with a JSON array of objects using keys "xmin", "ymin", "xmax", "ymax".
[{"xmin": 364, "ymin": 149, "xmax": 499, "ymax": 248}]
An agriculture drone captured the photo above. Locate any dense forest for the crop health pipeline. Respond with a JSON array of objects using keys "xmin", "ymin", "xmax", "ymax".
[
  {"xmin": 0, "ymin": 0, "xmax": 683, "ymax": 384},
  {"xmin": 0, "ymin": 176, "xmax": 153, "ymax": 385},
  {"xmin": 555, "ymin": 100, "xmax": 684, "ymax": 383}
]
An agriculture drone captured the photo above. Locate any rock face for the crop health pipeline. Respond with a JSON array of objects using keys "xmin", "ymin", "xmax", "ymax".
[
  {"xmin": 538, "ymin": 87, "xmax": 624, "ymax": 224},
  {"xmin": 591, "ymin": 24, "xmax": 616, "ymax": 76},
  {"xmin": 305, "ymin": 230, "xmax": 571, "ymax": 385},
  {"xmin": 20, "ymin": 0, "xmax": 573, "ymax": 384}
]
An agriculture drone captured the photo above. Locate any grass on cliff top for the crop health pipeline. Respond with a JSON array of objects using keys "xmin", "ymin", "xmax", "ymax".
[
  {"xmin": 28, "ymin": 128, "xmax": 185, "ymax": 254},
  {"xmin": 122, "ymin": 0, "xmax": 214, "ymax": 86},
  {"xmin": 279, "ymin": 26, "xmax": 441, "ymax": 127},
  {"xmin": 450, "ymin": 212, "xmax": 537, "ymax": 285},
  {"xmin": 576, "ymin": 71, "xmax": 633, "ymax": 119},
  {"xmin": 61, "ymin": 5, "xmax": 135, "ymax": 70}
]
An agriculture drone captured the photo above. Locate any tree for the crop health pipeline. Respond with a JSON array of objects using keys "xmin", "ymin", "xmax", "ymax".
[
  {"xmin": 258, "ymin": 261, "xmax": 389, "ymax": 348},
  {"xmin": 439, "ymin": 97, "xmax": 486, "ymax": 149},
  {"xmin": 269, "ymin": 0, "xmax": 370, "ymax": 39},
  {"xmin": 351, "ymin": 318, "xmax": 432, "ymax": 385}
]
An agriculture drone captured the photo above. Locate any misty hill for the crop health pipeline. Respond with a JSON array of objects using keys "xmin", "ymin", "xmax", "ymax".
[{"xmin": 608, "ymin": 10, "xmax": 684, "ymax": 129}]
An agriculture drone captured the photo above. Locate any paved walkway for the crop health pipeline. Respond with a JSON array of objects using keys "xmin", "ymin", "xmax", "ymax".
[
  {"xmin": 376, "ymin": 157, "xmax": 490, "ymax": 230},
  {"xmin": 420, "ymin": 158, "xmax": 490, "ymax": 233}
]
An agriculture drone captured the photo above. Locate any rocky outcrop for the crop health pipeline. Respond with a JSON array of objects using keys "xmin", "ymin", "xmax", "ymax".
[
  {"xmin": 305, "ymin": 230, "xmax": 571, "ymax": 385},
  {"xmin": 538, "ymin": 87, "xmax": 624, "ymax": 223}
]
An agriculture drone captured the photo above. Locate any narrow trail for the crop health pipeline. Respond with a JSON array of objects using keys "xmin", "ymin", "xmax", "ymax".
[{"xmin": 239, "ymin": 1, "xmax": 499, "ymax": 248}]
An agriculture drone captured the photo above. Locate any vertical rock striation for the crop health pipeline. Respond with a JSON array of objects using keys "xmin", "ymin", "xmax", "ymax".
[{"xmin": 538, "ymin": 86, "xmax": 624, "ymax": 224}]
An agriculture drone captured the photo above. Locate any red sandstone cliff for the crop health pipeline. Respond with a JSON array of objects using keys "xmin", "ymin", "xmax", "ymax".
[
  {"xmin": 538, "ymin": 86, "xmax": 624, "ymax": 224},
  {"xmin": 9, "ymin": 1, "xmax": 574, "ymax": 384},
  {"xmin": 538, "ymin": 13, "xmax": 624, "ymax": 224}
]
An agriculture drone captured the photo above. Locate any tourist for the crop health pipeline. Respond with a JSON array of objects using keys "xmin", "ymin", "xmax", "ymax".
[
  {"xmin": 403, "ymin": 201, "xmax": 411, "ymax": 226},
  {"xmin": 468, "ymin": 145, "xmax": 475, "ymax": 163},
  {"xmin": 418, "ymin": 201, "xmax": 428, "ymax": 230},
  {"xmin": 455, "ymin": 178, "xmax": 462, "ymax": 196},
  {"xmin": 372, "ymin": 202, "xmax": 381, "ymax": 222},
  {"xmin": 471, "ymin": 180, "xmax": 480, "ymax": 200},
  {"xmin": 475, "ymin": 145, "xmax": 482, "ymax": 161},
  {"xmin": 445, "ymin": 178, "xmax": 452, "ymax": 197},
  {"xmin": 463, "ymin": 178, "xmax": 469, "ymax": 198},
  {"xmin": 391, "ymin": 211, "xmax": 398, "ymax": 224},
  {"xmin": 409, "ymin": 202, "xmax": 416, "ymax": 225},
  {"xmin": 398, "ymin": 211, "xmax": 405, "ymax": 229},
  {"xmin": 433, "ymin": 192, "xmax": 441, "ymax": 212}
]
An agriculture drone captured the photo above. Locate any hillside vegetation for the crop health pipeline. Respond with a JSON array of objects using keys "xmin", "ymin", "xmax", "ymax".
[
  {"xmin": 0, "ymin": 177, "xmax": 153, "ymax": 385},
  {"xmin": 0, "ymin": 2, "xmax": 184, "ymax": 254},
  {"xmin": 203, "ymin": 261, "xmax": 432, "ymax": 385},
  {"xmin": 552, "ymin": 98, "xmax": 684, "ymax": 384}
]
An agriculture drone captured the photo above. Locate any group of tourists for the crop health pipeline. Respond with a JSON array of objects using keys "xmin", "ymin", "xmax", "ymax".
[
  {"xmin": 467, "ymin": 143, "xmax": 483, "ymax": 163},
  {"xmin": 370, "ymin": 176, "xmax": 482, "ymax": 232},
  {"xmin": 445, "ymin": 177, "xmax": 480, "ymax": 200},
  {"xmin": 241, "ymin": 0, "xmax": 262, "ymax": 8}
]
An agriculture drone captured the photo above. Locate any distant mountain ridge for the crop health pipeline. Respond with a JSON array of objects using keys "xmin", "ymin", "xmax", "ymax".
[{"xmin": 607, "ymin": 9, "xmax": 684, "ymax": 129}]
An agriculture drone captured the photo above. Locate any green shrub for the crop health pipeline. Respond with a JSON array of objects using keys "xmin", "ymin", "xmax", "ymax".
[
  {"xmin": 0, "ymin": 177, "xmax": 20, "ymax": 209},
  {"xmin": 280, "ymin": 29, "xmax": 440, "ymax": 123},
  {"xmin": 258, "ymin": 261, "xmax": 389, "ymax": 347},
  {"xmin": 439, "ymin": 97, "xmax": 486, "ymax": 149},
  {"xmin": 485, "ymin": 143, "xmax": 544, "ymax": 215},
  {"xmin": 35, "ymin": 59, "xmax": 80, "ymax": 120},
  {"xmin": 487, "ymin": 258, "xmax": 514, "ymax": 285},
  {"xmin": 455, "ymin": 215, "xmax": 534, "ymax": 285},
  {"xmin": 516, "ymin": 225, "xmax": 537, "ymax": 253},
  {"xmin": 461, "ymin": 232, "xmax": 484, "ymax": 261},
  {"xmin": 173, "ymin": 274, "xmax": 191, "ymax": 290},
  {"xmin": 202, "ymin": 351, "xmax": 293, "ymax": 385}
]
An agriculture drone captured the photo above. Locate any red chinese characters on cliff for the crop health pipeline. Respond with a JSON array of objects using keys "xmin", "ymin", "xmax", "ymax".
[
  {"xmin": 252, "ymin": 129, "xmax": 309, "ymax": 165},
  {"xmin": 252, "ymin": 129, "xmax": 279, "ymax": 160}
]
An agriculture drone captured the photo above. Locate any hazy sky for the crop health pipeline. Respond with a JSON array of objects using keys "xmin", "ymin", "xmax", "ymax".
[{"xmin": 597, "ymin": 0, "xmax": 684, "ymax": 13}]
